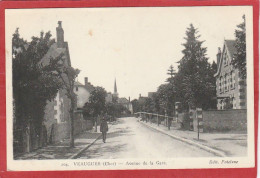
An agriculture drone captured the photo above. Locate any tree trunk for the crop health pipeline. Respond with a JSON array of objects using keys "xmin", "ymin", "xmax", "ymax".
[
  {"xmin": 94, "ymin": 117, "xmax": 97, "ymax": 132},
  {"xmin": 70, "ymin": 99, "xmax": 75, "ymax": 148},
  {"xmin": 70, "ymin": 109, "xmax": 74, "ymax": 147},
  {"xmin": 168, "ymin": 118, "xmax": 171, "ymax": 130}
]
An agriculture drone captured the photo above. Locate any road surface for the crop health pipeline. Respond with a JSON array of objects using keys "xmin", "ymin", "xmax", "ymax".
[{"xmin": 77, "ymin": 117, "xmax": 215, "ymax": 159}]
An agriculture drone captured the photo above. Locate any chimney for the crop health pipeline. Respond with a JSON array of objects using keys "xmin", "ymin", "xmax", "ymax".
[
  {"xmin": 56, "ymin": 21, "xmax": 64, "ymax": 48},
  {"xmin": 139, "ymin": 94, "xmax": 141, "ymax": 98},
  {"xmin": 129, "ymin": 97, "xmax": 131, "ymax": 102},
  {"xmin": 85, "ymin": 77, "xmax": 88, "ymax": 86},
  {"xmin": 216, "ymin": 47, "xmax": 221, "ymax": 66}
]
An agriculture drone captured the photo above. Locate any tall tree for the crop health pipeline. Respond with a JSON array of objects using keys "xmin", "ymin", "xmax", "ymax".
[
  {"xmin": 156, "ymin": 84, "xmax": 175, "ymax": 116},
  {"xmin": 175, "ymin": 24, "xmax": 215, "ymax": 110},
  {"xmin": 166, "ymin": 65, "xmax": 176, "ymax": 84},
  {"xmin": 88, "ymin": 86, "xmax": 107, "ymax": 116},
  {"xmin": 232, "ymin": 15, "xmax": 246, "ymax": 79},
  {"xmin": 12, "ymin": 29, "xmax": 63, "ymax": 150},
  {"xmin": 131, "ymin": 99, "xmax": 141, "ymax": 113},
  {"xmin": 83, "ymin": 86, "xmax": 107, "ymax": 132}
]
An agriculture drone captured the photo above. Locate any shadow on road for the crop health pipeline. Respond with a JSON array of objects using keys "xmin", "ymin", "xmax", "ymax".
[
  {"xmin": 78, "ymin": 142, "xmax": 128, "ymax": 159},
  {"xmin": 106, "ymin": 129, "xmax": 134, "ymax": 139}
]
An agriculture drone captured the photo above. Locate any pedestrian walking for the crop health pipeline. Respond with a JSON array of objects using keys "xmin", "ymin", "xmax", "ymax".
[{"xmin": 100, "ymin": 117, "xmax": 108, "ymax": 143}]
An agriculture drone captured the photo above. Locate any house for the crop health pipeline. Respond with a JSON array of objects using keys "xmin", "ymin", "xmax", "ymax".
[
  {"xmin": 214, "ymin": 40, "xmax": 247, "ymax": 110},
  {"xmin": 73, "ymin": 77, "xmax": 95, "ymax": 131},
  {"xmin": 138, "ymin": 94, "xmax": 148, "ymax": 105},
  {"xmin": 74, "ymin": 77, "xmax": 95, "ymax": 109},
  {"xmin": 148, "ymin": 92, "xmax": 156, "ymax": 98},
  {"xmin": 42, "ymin": 21, "xmax": 73, "ymax": 144},
  {"xmin": 118, "ymin": 97, "xmax": 133, "ymax": 114}
]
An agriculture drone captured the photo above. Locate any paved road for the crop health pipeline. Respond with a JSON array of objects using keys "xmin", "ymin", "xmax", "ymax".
[{"xmin": 77, "ymin": 117, "xmax": 215, "ymax": 159}]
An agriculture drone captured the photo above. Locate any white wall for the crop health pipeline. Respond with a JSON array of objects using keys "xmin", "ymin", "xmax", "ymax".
[{"xmin": 74, "ymin": 86, "xmax": 91, "ymax": 108}]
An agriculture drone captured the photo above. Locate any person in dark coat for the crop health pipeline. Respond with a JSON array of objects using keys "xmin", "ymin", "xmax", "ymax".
[{"xmin": 100, "ymin": 117, "xmax": 108, "ymax": 143}]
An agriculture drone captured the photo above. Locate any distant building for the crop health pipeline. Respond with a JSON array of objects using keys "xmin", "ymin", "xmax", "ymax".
[
  {"xmin": 214, "ymin": 40, "xmax": 247, "ymax": 110},
  {"xmin": 118, "ymin": 97, "xmax": 133, "ymax": 114},
  {"xmin": 138, "ymin": 94, "xmax": 148, "ymax": 105},
  {"xmin": 106, "ymin": 92, "xmax": 113, "ymax": 103},
  {"xmin": 148, "ymin": 92, "xmax": 156, "ymax": 98},
  {"xmin": 108, "ymin": 78, "xmax": 133, "ymax": 114},
  {"xmin": 74, "ymin": 77, "xmax": 95, "ymax": 109}
]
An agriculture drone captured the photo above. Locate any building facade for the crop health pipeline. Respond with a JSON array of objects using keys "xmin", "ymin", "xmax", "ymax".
[
  {"xmin": 214, "ymin": 40, "xmax": 247, "ymax": 110},
  {"xmin": 74, "ymin": 77, "xmax": 95, "ymax": 109},
  {"xmin": 42, "ymin": 21, "xmax": 73, "ymax": 144}
]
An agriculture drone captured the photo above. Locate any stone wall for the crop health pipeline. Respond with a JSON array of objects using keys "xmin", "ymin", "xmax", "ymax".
[
  {"xmin": 46, "ymin": 112, "xmax": 93, "ymax": 144},
  {"xmin": 193, "ymin": 109, "xmax": 247, "ymax": 133},
  {"xmin": 52, "ymin": 122, "xmax": 70, "ymax": 143}
]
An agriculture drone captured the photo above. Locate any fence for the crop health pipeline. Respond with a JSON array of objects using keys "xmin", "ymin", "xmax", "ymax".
[{"xmin": 134, "ymin": 112, "xmax": 181, "ymax": 130}]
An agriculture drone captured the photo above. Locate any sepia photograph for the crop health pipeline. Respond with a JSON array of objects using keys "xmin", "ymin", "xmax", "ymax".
[{"xmin": 5, "ymin": 6, "xmax": 255, "ymax": 171}]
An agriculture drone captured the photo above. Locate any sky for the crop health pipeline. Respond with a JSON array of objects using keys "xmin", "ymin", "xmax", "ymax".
[{"xmin": 6, "ymin": 6, "xmax": 251, "ymax": 100}]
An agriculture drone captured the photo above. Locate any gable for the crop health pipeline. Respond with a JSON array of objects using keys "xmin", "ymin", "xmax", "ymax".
[
  {"xmin": 74, "ymin": 81, "xmax": 95, "ymax": 93},
  {"xmin": 118, "ymin": 97, "xmax": 129, "ymax": 104},
  {"xmin": 214, "ymin": 40, "xmax": 236, "ymax": 77},
  {"xmin": 40, "ymin": 42, "xmax": 71, "ymax": 67}
]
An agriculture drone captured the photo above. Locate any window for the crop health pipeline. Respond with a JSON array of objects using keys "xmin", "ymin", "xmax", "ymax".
[
  {"xmin": 240, "ymin": 102, "xmax": 245, "ymax": 106},
  {"xmin": 239, "ymin": 89, "xmax": 245, "ymax": 93},
  {"xmin": 240, "ymin": 95, "xmax": 245, "ymax": 99},
  {"xmin": 226, "ymin": 55, "xmax": 229, "ymax": 66},
  {"xmin": 224, "ymin": 74, "xmax": 228, "ymax": 91},
  {"xmin": 229, "ymin": 71, "xmax": 233, "ymax": 89}
]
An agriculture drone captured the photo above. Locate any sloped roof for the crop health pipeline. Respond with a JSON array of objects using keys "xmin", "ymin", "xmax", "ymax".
[
  {"xmin": 74, "ymin": 81, "xmax": 95, "ymax": 92},
  {"xmin": 214, "ymin": 40, "xmax": 236, "ymax": 77},
  {"xmin": 118, "ymin": 97, "xmax": 129, "ymax": 104},
  {"xmin": 85, "ymin": 82, "xmax": 95, "ymax": 92},
  {"xmin": 74, "ymin": 81, "xmax": 84, "ymax": 86},
  {"xmin": 225, "ymin": 40, "xmax": 236, "ymax": 57},
  {"xmin": 40, "ymin": 42, "xmax": 71, "ymax": 67}
]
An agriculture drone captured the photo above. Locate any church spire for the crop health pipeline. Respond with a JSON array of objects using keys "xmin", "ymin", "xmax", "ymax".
[
  {"xmin": 114, "ymin": 78, "xmax": 118, "ymax": 94},
  {"xmin": 113, "ymin": 78, "xmax": 119, "ymax": 101}
]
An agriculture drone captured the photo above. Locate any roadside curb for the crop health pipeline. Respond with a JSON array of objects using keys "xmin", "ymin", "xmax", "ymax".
[
  {"xmin": 69, "ymin": 133, "xmax": 102, "ymax": 159},
  {"xmin": 69, "ymin": 123, "xmax": 113, "ymax": 159},
  {"xmin": 139, "ymin": 120, "xmax": 226, "ymax": 157}
]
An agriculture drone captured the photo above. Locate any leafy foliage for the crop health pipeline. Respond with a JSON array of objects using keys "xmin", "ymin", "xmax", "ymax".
[
  {"xmin": 166, "ymin": 65, "xmax": 176, "ymax": 83},
  {"xmin": 232, "ymin": 15, "xmax": 246, "ymax": 79},
  {"xmin": 83, "ymin": 87, "xmax": 130, "ymax": 120},
  {"xmin": 87, "ymin": 86, "xmax": 107, "ymax": 117},
  {"xmin": 156, "ymin": 83, "xmax": 175, "ymax": 116},
  {"xmin": 175, "ymin": 24, "xmax": 216, "ymax": 110},
  {"xmin": 12, "ymin": 29, "xmax": 63, "ymax": 134}
]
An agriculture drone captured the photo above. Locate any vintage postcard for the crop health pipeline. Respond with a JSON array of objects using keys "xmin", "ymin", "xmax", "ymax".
[{"xmin": 4, "ymin": 5, "xmax": 256, "ymax": 172}]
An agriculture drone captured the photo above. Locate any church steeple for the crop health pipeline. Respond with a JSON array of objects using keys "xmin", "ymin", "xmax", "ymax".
[
  {"xmin": 113, "ymin": 78, "xmax": 118, "ymax": 99},
  {"xmin": 114, "ymin": 78, "xmax": 117, "ymax": 94}
]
